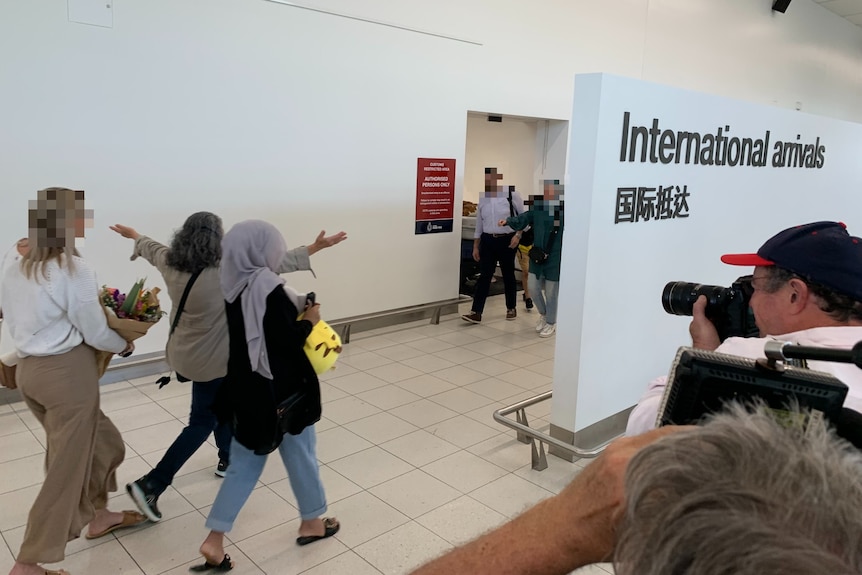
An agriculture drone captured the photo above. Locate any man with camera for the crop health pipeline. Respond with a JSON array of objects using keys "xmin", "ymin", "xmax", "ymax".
[{"xmin": 627, "ymin": 221, "xmax": 862, "ymax": 435}]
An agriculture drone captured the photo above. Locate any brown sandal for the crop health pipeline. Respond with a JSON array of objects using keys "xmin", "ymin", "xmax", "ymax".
[{"xmin": 85, "ymin": 510, "xmax": 147, "ymax": 539}]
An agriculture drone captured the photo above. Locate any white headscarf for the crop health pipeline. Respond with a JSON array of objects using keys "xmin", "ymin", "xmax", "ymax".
[{"xmin": 220, "ymin": 220, "xmax": 287, "ymax": 379}]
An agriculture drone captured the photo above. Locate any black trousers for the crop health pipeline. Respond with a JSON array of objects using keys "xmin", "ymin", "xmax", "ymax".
[{"xmin": 472, "ymin": 233, "xmax": 517, "ymax": 314}]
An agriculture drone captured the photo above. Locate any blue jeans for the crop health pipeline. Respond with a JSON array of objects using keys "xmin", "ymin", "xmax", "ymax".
[
  {"xmin": 206, "ymin": 427, "xmax": 326, "ymax": 533},
  {"xmin": 148, "ymin": 377, "xmax": 232, "ymax": 495},
  {"xmin": 528, "ymin": 273, "xmax": 560, "ymax": 324}
]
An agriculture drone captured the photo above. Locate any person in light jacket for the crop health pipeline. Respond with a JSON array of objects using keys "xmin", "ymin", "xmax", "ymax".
[{"xmin": 110, "ymin": 215, "xmax": 346, "ymax": 523}]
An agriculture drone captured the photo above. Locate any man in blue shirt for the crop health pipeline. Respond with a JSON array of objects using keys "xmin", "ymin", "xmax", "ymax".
[{"xmin": 462, "ymin": 168, "xmax": 524, "ymax": 323}]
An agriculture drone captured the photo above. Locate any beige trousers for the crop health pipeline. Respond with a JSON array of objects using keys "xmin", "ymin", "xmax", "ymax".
[
  {"xmin": 15, "ymin": 345, "xmax": 125, "ymax": 564},
  {"xmin": 516, "ymin": 247, "xmax": 531, "ymax": 298}
]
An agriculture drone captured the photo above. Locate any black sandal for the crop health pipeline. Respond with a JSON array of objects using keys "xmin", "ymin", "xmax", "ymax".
[
  {"xmin": 296, "ymin": 517, "xmax": 340, "ymax": 546},
  {"xmin": 189, "ymin": 553, "xmax": 234, "ymax": 572}
]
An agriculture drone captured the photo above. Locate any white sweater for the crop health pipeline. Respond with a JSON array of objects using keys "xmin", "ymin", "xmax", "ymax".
[
  {"xmin": 0, "ymin": 254, "xmax": 127, "ymax": 360},
  {"xmin": 0, "ymin": 243, "xmax": 23, "ymax": 362}
]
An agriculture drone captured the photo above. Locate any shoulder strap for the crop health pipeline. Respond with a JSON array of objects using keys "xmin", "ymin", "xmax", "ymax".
[
  {"xmin": 545, "ymin": 228, "xmax": 557, "ymax": 252},
  {"xmin": 156, "ymin": 269, "xmax": 203, "ymax": 389},
  {"xmin": 169, "ymin": 269, "xmax": 202, "ymax": 337},
  {"xmin": 545, "ymin": 207, "xmax": 561, "ymax": 251},
  {"xmin": 507, "ymin": 188, "xmax": 515, "ymax": 218}
]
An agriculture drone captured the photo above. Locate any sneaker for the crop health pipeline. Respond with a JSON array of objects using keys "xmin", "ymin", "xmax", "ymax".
[
  {"xmin": 126, "ymin": 476, "xmax": 162, "ymax": 522},
  {"xmin": 215, "ymin": 459, "xmax": 229, "ymax": 478},
  {"xmin": 462, "ymin": 312, "xmax": 482, "ymax": 324},
  {"xmin": 525, "ymin": 298, "xmax": 534, "ymax": 311},
  {"xmin": 539, "ymin": 323, "xmax": 557, "ymax": 338},
  {"xmin": 535, "ymin": 316, "xmax": 547, "ymax": 333},
  {"xmin": 506, "ymin": 309, "xmax": 517, "ymax": 320}
]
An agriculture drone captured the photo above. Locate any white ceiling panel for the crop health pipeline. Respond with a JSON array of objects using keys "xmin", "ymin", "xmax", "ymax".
[{"xmin": 816, "ymin": 0, "xmax": 862, "ymax": 27}]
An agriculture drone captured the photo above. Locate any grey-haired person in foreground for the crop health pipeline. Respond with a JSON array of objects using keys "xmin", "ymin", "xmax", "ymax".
[{"xmin": 410, "ymin": 403, "xmax": 862, "ymax": 575}]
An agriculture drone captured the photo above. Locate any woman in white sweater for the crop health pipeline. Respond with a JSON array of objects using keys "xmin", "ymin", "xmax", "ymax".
[{"xmin": 0, "ymin": 188, "xmax": 146, "ymax": 575}]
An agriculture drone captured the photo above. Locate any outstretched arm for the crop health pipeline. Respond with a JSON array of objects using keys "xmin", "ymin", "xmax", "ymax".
[
  {"xmin": 307, "ymin": 230, "xmax": 347, "ymax": 256},
  {"xmin": 409, "ymin": 426, "xmax": 685, "ymax": 575},
  {"xmin": 276, "ymin": 230, "xmax": 348, "ymax": 274},
  {"xmin": 110, "ymin": 225, "xmax": 169, "ymax": 272}
]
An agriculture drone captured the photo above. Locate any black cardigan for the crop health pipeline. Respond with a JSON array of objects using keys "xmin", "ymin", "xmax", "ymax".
[{"xmin": 215, "ymin": 286, "xmax": 322, "ymax": 454}]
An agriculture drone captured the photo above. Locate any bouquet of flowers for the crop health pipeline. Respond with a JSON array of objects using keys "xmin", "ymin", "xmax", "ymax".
[{"xmin": 96, "ymin": 279, "xmax": 165, "ymax": 376}]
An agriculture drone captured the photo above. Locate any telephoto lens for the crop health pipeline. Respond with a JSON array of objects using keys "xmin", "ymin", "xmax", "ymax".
[{"xmin": 661, "ymin": 282, "xmax": 731, "ymax": 317}]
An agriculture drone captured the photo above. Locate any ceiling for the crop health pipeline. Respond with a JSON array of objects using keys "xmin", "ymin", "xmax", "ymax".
[{"xmin": 812, "ymin": 0, "xmax": 862, "ymax": 28}]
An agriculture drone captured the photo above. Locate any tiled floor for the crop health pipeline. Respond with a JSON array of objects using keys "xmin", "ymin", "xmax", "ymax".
[{"xmin": 0, "ymin": 295, "xmax": 614, "ymax": 575}]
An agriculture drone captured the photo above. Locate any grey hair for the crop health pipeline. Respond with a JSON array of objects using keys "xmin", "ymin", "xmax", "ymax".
[
  {"xmin": 165, "ymin": 212, "xmax": 223, "ymax": 273},
  {"xmin": 615, "ymin": 404, "xmax": 862, "ymax": 575}
]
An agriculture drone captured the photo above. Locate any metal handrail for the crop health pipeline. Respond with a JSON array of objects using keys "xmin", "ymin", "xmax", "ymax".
[{"xmin": 493, "ymin": 391, "xmax": 620, "ymax": 470}]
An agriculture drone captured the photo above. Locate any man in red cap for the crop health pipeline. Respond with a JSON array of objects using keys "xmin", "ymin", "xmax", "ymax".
[{"xmin": 627, "ymin": 221, "xmax": 862, "ymax": 435}]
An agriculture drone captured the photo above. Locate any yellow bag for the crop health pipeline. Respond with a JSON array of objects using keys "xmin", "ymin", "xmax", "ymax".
[{"xmin": 298, "ymin": 316, "xmax": 342, "ymax": 374}]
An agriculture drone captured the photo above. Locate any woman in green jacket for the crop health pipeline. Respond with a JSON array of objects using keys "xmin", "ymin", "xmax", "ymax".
[{"xmin": 501, "ymin": 180, "xmax": 564, "ymax": 337}]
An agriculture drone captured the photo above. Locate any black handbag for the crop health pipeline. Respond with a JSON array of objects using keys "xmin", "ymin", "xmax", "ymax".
[
  {"xmin": 251, "ymin": 388, "xmax": 320, "ymax": 455},
  {"xmin": 251, "ymin": 387, "xmax": 320, "ymax": 455},
  {"xmin": 276, "ymin": 390, "xmax": 320, "ymax": 436},
  {"xmin": 529, "ymin": 228, "xmax": 558, "ymax": 264}
]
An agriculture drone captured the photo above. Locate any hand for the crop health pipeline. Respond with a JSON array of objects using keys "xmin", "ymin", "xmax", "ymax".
[
  {"xmin": 119, "ymin": 341, "xmax": 135, "ymax": 358},
  {"xmin": 308, "ymin": 230, "xmax": 347, "ymax": 256},
  {"xmin": 508, "ymin": 235, "xmax": 520, "ymax": 249},
  {"xmin": 109, "ymin": 224, "xmax": 140, "ymax": 240},
  {"xmin": 689, "ymin": 295, "xmax": 721, "ymax": 351},
  {"xmin": 497, "ymin": 219, "xmax": 508, "ymax": 227},
  {"xmin": 553, "ymin": 425, "xmax": 690, "ymax": 565},
  {"xmin": 303, "ymin": 303, "xmax": 321, "ymax": 326},
  {"xmin": 472, "ymin": 247, "xmax": 480, "ymax": 262},
  {"xmin": 15, "ymin": 238, "xmax": 29, "ymax": 257}
]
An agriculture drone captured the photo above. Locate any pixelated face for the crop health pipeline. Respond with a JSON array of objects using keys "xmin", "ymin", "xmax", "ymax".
[
  {"xmin": 28, "ymin": 188, "xmax": 94, "ymax": 248},
  {"xmin": 543, "ymin": 180, "xmax": 563, "ymax": 200},
  {"xmin": 484, "ymin": 167, "xmax": 503, "ymax": 196}
]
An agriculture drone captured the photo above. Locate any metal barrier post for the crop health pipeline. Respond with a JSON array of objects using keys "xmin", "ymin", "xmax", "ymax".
[
  {"xmin": 492, "ymin": 391, "xmax": 620, "ymax": 470},
  {"xmin": 515, "ymin": 409, "xmax": 530, "ymax": 444}
]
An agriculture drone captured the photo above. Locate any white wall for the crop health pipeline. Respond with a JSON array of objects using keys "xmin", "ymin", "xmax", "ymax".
[
  {"xmin": 1, "ymin": 0, "xmax": 860, "ymax": 357},
  {"xmin": 464, "ymin": 115, "xmax": 538, "ymax": 203},
  {"xmin": 555, "ymin": 73, "xmax": 862, "ymax": 433},
  {"xmin": 534, "ymin": 120, "xmax": 570, "ymax": 190}
]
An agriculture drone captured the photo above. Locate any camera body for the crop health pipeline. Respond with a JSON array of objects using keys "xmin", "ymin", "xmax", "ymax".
[{"xmin": 662, "ymin": 275, "xmax": 759, "ymax": 342}]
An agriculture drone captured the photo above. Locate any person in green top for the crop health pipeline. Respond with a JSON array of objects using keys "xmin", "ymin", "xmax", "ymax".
[{"xmin": 500, "ymin": 180, "xmax": 564, "ymax": 337}]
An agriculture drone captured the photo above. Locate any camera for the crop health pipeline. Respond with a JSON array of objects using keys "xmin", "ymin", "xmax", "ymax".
[{"xmin": 661, "ymin": 275, "xmax": 759, "ymax": 341}]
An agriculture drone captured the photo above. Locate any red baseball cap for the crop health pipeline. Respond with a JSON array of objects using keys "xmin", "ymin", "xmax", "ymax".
[{"xmin": 720, "ymin": 221, "xmax": 862, "ymax": 301}]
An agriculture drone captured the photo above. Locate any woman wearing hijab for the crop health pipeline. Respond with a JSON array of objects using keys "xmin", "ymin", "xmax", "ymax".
[
  {"xmin": 1, "ymin": 188, "xmax": 145, "ymax": 575},
  {"xmin": 110, "ymin": 218, "xmax": 346, "ymax": 523},
  {"xmin": 194, "ymin": 220, "xmax": 339, "ymax": 571}
]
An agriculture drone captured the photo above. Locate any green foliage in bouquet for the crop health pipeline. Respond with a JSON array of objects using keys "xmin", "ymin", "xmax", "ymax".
[{"xmin": 101, "ymin": 279, "xmax": 165, "ymax": 323}]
